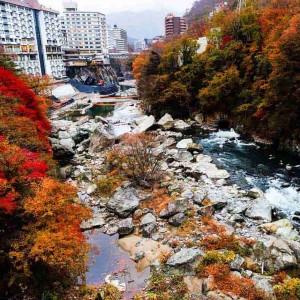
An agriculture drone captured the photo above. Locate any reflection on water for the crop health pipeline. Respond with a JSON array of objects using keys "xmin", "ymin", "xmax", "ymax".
[{"xmin": 85, "ymin": 230, "xmax": 149, "ymax": 299}]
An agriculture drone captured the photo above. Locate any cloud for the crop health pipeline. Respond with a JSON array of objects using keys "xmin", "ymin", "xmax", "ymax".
[{"xmin": 39, "ymin": 0, "xmax": 194, "ymax": 15}]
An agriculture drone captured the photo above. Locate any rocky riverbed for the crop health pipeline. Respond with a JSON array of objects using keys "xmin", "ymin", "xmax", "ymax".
[{"xmin": 50, "ymin": 102, "xmax": 300, "ymax": 299}]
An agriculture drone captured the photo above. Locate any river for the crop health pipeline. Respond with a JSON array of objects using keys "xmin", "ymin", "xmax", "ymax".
[{"xmin": 84, "ymin": 105, "xmax": 300, "ymax": 297}]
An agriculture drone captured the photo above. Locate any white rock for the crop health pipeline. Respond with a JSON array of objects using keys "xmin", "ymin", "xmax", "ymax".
[
  {"xmin": 157, "ymin": 113, "xmax": 174, "ymax": 126},
  {"xmin": 176, "ymin": 138, "xmax": 193, "ymax": 149}
]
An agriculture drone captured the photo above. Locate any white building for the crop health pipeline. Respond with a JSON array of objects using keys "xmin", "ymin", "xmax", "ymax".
[
  {"xmin": 134, "ymin": 39, "xmax": 147, "ymax": 53},
  {"xmin": 110, "ymin": 25, "xmax": 128, "ymax": 53},
  {"xmin": 62, "ymin": 1, "xmax": 109, "ymax": 59},
  {"xmin": 0, "ymin": 0, "xmax": 65, "ymax": 78}
]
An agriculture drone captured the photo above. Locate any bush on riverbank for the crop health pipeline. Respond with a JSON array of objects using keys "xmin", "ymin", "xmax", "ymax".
[
  {"xmin": 133, "ymin": 0, "xmax": 300, "ymax": 151},
  {"xmin": 106, "ymin": 133, "xmax": 163, "ymax": 187}
]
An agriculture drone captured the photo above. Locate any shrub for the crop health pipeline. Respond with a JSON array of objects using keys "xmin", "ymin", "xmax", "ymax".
[
  {"xmin": 274, "ymin": 278, "xmax": 300, "ymax": 300},
  {"xmin": 96, "ymin": 175, "xmax": 124, "ymax": 197},
  {"xmin": 106, "ymin": 133, "xmax": 163, "ymax": 187},
  {"xmin": 147, "ymin": 271, "xmax": 189, "ymax": 300},
  {"xmin": 200, "ymin": 264, "xmax": 267, "ymax": 300},
  {"xmin": 96, "ymin": 283, "xmax": 123, "ymax": 300}
]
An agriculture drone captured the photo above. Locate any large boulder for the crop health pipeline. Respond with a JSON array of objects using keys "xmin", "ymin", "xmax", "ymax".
[
  {"xmin": 118, "ymin": 218, "xmax": 134, "ymax": 235},
  {"xmin": 168, "ymin": 213, "xmax": 186, "ymax": 227},
  {"xmin": 201, "ymin": 190, "xmax": 228, "ymax": 209},
  {"xmin": 50, "ymin": 138, "xmax": 75, "ymax": 164},
  {"xmin": 245, "ymin": 198, "xmax": 272, "ymax": 222},
  {"xmin": 166, "ymin": 248, "xmax": 203, "ymax": 267},
  {"xmin": 174, "ymin": 120, "xmax": 191, "ymax": 130},
  {"xmin": 176, "ymin": 139, "xmax": 193, "ymax": 149},
  {"xmin": 253, "ymin": 237, "xmax": 298, "ymax": 271},
  {"xmin": 173, "ymin": 150, "xmax": 194, "ymax": 162},
  {"xmin": 259, "ymin": 219, "xmax": 298, "ymax": 240},
  {"xmin": 140, "ymin": 213, "xmax": 157, "ymax": 237},
  {"xmin": 157, "ymin": 113, "xmax": 173, "ymax": 126},
  {"xmin": 132, "ymin": 115, "xmax": 156, "ymax": 134},
  {"xmin": 81, "ymin": 211, "xmax": 106, "ymax": 230},
  {"xmin": 159, "ymin": 199, "xmax": 189, "ymax": 219},
  {"xmin": 106, "ymin": 187, "xmax": 141, "ymax": 217},
  {"xmin": 194, "ymin": 113, "xmax": 204, "ymax": 125},
  {"xmin": 252, "ymin": 275, "xmax": 276, "ymax": 300},
  {"xmin": 194, "ymin": 162, "xmax": 230, "ymax": 179},
  {"xmin": 89, "ymin": 124, "xmax": 115, "ymax": 154}
]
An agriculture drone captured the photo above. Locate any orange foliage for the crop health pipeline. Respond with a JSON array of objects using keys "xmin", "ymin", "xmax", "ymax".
[
  {"xmin": 10, "ymin": 178, "xmax": 91, "ymax": 279},
  {"xmin": 140, "ymin": 188, "xmax": 172, "ymax": 214},
  {"xmin": 202, "ymin": 264, "xmax": 266, "ymax": 300},
  {"xmin": 133, "ymin": 52, "xmax": 150, "ymax": 80}
]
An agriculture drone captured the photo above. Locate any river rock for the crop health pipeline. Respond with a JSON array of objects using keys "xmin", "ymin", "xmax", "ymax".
[
  {"xmin": 230, "ymin": 254, "xmax": 245, "ymax": 271},
  {"xmin": 253, "ymin": 237, "xmax": 298, "ymax": 271},
  {"xmin": 118, "ymin": 218, "xmax": 134, "ymax": 235},
  {"xmin": 166, "ymin": 248, "xmax": 203, "ymax": 266},
  {"xmin": 132, "ymin": 115, "xmax": 156, "ymax": 134},
  {"xmin": 157, "ymin": 113, "xmax": 173, "ymax": 126},
  {"xmin": 106, "ymin": 187, "xmax": 141, "ymax": 217},
  {"xmin": 246, "ymin": 188, "xmax": 264, "ymax": 199},
  {"xmin": 196, "ymin": 155, "xmax": 212, "ymax": 163},
  {"xmin": 174, "ymin": 120, "xmax": 191, "ymax": 130},
  {"xmin": 168, "ymin": 213, "xmax": 186, "ymax": 227},
  {"xmin": 176, "ymin": 139, "xmax": 193, "ymax": 149},
  {"xmin": 140, "ymin": 213, "xmax": 157, "ymax": 237},
  {"xmin": 194, "ymin": 114, "xmax": 204, "ymax": 125},
  {"xmin": 202, "ymin": 190, "xmax": 228, "ymax": 209},
  {"xmin": 245, "ymin": 198, "xmax": 272, "ymax": 222},
  {"xmin": 173, "ymin": 150, "xmax": 193, "ymax": 162},
  {"xmin": 159, "ymin": 199, "xmax": 189, "ymax": 219},
  {"xmin": 194, "ymin": 162, "xmax": 230, "ymax": 179},
  {"xmin": 252, "ymin": 275, "xmax": 276, "ymax": 300},
  {"xmin": 187, "ymin": 143, "xmax": 203, "ymax": 153},
  {"xmin": 259, "ymin": 219, "xmax": 298, "ymax": 240},
  {"xmin": 89, "ymin": 124, "xmax": 115, "ymax": 154},
  {"xmin": 194, "ymin": 189, "xmax": 208, "ymax": 205},
  {"xmin": 81, "ymin": 212, "xmax": 106, "ymax": 230},
  {"xmin": 87, "ymin": 184, "xmax": 97, "ymax": 195}
]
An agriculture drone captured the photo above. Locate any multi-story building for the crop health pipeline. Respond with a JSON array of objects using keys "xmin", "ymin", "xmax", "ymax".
[
  {"xmin": 110, "ymin": 25, "xmax": 128, "ymax": 53},
  {"xmin": 62, "ymin": 1, "xmax": 109, "ymax": 60},
  {"xmin": 164, "ymin": 13, "xmax": 187, "ymax": 39},
  {"xmin": 0, "ymin": 0, "xmax": 65, "ymax": 78},
  {"xmin": 133, "ymin": 39, "xmax": 147, "ymax": 53}
]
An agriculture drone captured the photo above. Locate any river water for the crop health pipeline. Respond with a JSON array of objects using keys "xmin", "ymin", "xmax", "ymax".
[{"xmin": 186, "ymin": 128, "xmax": 300, "ymax": 218}]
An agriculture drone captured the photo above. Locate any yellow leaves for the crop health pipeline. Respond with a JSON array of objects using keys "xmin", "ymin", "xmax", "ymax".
[
  {"xmin": 133, "ymin": 52, "xmax": 150, "ymax": 80},
  {"xmin": 274, "ymin": 278, "xmax": 300, "ymax": 299}
]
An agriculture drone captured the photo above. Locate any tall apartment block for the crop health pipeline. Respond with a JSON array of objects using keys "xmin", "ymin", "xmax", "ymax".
[
  {"xmin": 62, "ymin": 1, "xmax": 109, "ymax": 60},
  {"xmin": 165, "ymin": 13, "xmax": 187, "ymax": 39},
  {"xmin": 109, "ymin": 25, "xmax": 128, "ymax": 53},
  {"xmin": 0, "ymin": 0, "xmax": 65, "ymax": 78}
]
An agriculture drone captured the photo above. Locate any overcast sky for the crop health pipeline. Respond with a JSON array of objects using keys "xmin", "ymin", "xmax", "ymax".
[{"xmin": 39, "ymin": 0, "xmax": 195, "ymax": 15}]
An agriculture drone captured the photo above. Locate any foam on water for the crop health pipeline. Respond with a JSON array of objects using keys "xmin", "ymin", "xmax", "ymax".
[{"xmin": 265, "ymin": 179, "xmax": 300, "ymax": 214}]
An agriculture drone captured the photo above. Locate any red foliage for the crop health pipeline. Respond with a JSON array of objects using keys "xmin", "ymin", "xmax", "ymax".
[
  {"xmin": 221, "ymin": 35, "xmax": 233, "ymax": 49},
  {"xmin": 0, "ymin": 67, "xmax": 51, "ymax": 147}
]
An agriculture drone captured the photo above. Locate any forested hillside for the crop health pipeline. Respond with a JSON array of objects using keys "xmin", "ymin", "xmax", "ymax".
[{"xmin": 133, "ymin": 0, "xmax": 300, "ymax": 153}]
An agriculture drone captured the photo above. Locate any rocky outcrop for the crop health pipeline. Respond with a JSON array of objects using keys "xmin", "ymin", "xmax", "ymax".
[
  {"xmin": 89, "ymin": 124, "xmax": 115, "ymax": 154},
  {"xmin": 166, "ymin": 248, "xmax": 203, "ymax": 267},
  {"xmin": 245, "ymin": 198, "xmax": 272, "ymax": 222},
  {"xmin": 132, "ymin": 115, "xmax": 156, "ymax": 133},
  {"xmin": 106, "ymin": 187, "xmax": 142, "ymax": 218}
]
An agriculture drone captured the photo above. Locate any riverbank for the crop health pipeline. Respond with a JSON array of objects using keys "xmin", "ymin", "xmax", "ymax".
[{"xmin": 50, "ymin": 102, "xmax": 300, "ymax": 299}]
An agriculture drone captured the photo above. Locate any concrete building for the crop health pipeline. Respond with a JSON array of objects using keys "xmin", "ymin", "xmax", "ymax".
[
  {"xmin": 110, "ymin": 25, "xmax": 128, "ymax": 53},
  {"xmin": 0, "ymin": 0, "xmax": 65, "ymax": 78},
  {"xmin": 133, "ymin": 39, "xmax": 147, "ymax": 53},
  {"xmin": 62, "ymin": 1, "xmax": 109, "ymax": 60},
  {"xmin": 165, "ymin": 13, "xmax": 187, "ymax": 39}
]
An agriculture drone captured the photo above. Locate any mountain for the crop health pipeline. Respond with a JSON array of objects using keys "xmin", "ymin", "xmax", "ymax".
[{"xmin": 106, "ymin": 10, "xmax": 169, "ymax": 39}]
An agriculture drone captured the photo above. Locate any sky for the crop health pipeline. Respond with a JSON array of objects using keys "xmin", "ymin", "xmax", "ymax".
[{"xmin": 39, "ymin": 0, "xmax": 195, "ymax": 15}]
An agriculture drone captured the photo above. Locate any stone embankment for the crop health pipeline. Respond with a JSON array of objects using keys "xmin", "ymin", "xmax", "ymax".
[{"xmin": 50, "ymin": 103, "xmax": 300, "ymax": 299}]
